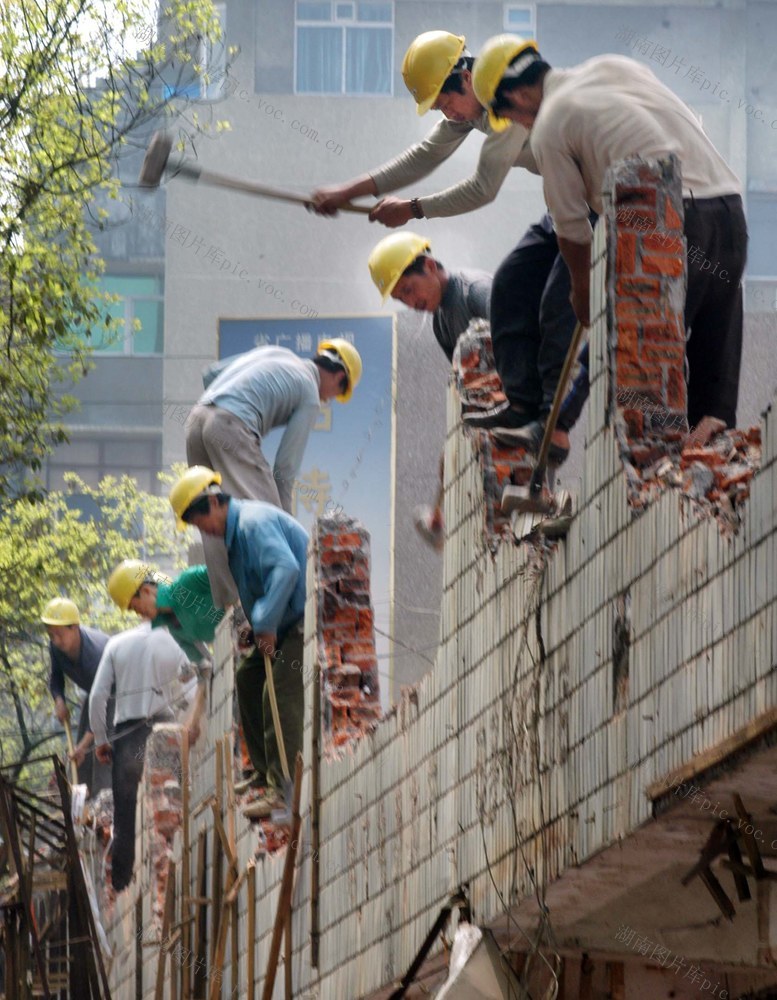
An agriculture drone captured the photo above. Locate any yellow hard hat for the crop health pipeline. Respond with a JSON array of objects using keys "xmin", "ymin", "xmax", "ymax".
[
  {"xmin": 107, "ymin": 559, "xmax": 161, "ymax": 611},
  {"xmin": 41, "ymin": 597, "xmax": 80, "ymax": 627},
  {"xmin": 402, "ymin": 31, "xmax": 467, "ymax": 115},
  {"xmin": 472, "ymin": 34, "xmax": 540, "ymax": 132},
  {"xmin": 368, "ymin": 232, "xmax": 432, "ymax": 303},
  {"xmin": 169, "ymin": 465, "xmax": 223, "ymax": 530},
  {"xmin": 317, "ymin": 339, "xmax": 362, "ymax": 403}
]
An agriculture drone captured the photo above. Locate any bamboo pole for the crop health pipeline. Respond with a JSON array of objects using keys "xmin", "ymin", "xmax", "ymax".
[
  {"xmin": 155, "ymin": 860, "xmax": 177, "ymax": 1000},
  {"xmin": 261, "ymin": 753, "xmax": 303, "ymax": 1000},
  {"xmin": 247, "ymin": 861, "xmax": 256, "ymax": 1000},
  {"xmin": 225, "ymin": 734, "xmax": 238, "ymax": 1000},
  {"xmin": 182, "ymin": 729, "xmax": 191, "ymax": 999}
]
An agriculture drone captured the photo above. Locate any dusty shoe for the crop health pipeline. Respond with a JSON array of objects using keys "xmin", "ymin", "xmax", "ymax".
[
  {"xmin": 234, "ymin": 771, "xmax": 263, "ymax": 795},
  {"xmin": 242, "ymin": 789, "xmax": 284, "ymax": 821},
  {"xmin": 463, "ymin": 401, "xmax": 533, "ymax": 431},
  {"xmin": 493, "ymin": 420, "xmax": 570, "ymax": 466},
  {"xmin": 413, "ymin": 505, "xmax": 444, "ymax": 551}
]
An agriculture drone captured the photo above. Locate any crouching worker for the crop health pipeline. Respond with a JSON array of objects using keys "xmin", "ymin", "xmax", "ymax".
[
  {"xmin": 89, "ymin": 618, "xmax": 204, "ymax": 893},
  {"xmin": 170, "ymin": 466, "xmax": 307, "ymax": 821}
]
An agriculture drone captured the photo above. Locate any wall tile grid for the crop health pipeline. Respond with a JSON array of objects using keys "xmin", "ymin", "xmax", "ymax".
[{"xmin": 100, "ymin": 157, "xmax": 775, "ymax": 999}]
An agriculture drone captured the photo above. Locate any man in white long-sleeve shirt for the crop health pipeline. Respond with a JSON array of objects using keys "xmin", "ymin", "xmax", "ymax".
[
  {"xmin": 473, "ymin": 36, "xmax": 747, "ymax": 429},
  {"xmin": 90, "ymin": 622, "xmax": 197, "ymax": 892},
  {"xmin": 186, "ymin": 340, "xmax": 361, "ymax": 607}
]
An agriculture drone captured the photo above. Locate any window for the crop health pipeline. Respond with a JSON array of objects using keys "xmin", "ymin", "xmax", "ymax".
[
  {"xmin": 88, "ymin": 275, "xmax": 164, "ymax": 355},
  {"xmin": 503, "ymin": 5, "xmax": 536, "ymax": 38},
  {"xmin": 45, "ymin": 435, "xmax": 163, "ymax": 495},
  {"xmin": 295, "ymin": 1, "xmax": 393, "ymax": 95}
]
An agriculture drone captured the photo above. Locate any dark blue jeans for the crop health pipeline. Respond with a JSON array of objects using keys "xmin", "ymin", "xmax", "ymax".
[{"xmin": 490, "ymin": 213, "xmax": 591, "ymax": 430}]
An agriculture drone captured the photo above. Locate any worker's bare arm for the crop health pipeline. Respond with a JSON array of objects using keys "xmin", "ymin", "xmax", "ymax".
[{"xmin": 557, "ymin": 236, "xmax": 591, "ymax": 327}]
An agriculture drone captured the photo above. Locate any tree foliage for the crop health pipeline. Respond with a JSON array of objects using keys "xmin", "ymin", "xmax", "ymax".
[
  {"xmin": 0, "ymin": 0, "xmax": 225, "ymax": 500},
  {"xmin": 0, "ymin": 471, "xmax": 189, "ymax": 785}
]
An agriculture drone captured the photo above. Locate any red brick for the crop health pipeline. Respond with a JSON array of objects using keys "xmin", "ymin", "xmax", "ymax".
[
  {"xmin": 616, "ymin": 276, "xmax": 661, "ymax": 299},
  {"xmin": 720, "ymin": 467, "xmax": 754, "ymax": 490},
  {"xmin": 642, "ymin": 254, "xmax": 685, "ymax": 277},
  {"xmin": 615, "ymin": 323, "xmax": 639, "ymax": 359},
  {"xmin": 643, "ymin": 344, "xmax": 685, "ymax": 364},
  {"xmin": 622, "ymin": 408, "xmax": 644, "ymax": 438},
  {"xmin": 616, "ymin": 299, "xmax": 663, "ymax": 320},
  {"xmin": 320, "ymin": 549, "xmax": 352, "ymax": 567},
  {"xmin": 319, "ymin": 533, "xmax": 337, "ymax": 549},
  {"xmin": 664, "ymin": 198, "xmax": 683, "ymax": 232},
  {"xmin": 643, "ymin": 233, "xmax": 684, "ymax": 255},
  {"xmin": 641, "ymin": 322, "xmax": 684, "ymax": 345},
  {"xmin": 616, "ymin": 185, "xmax": 657, "ymax": 206},
  {"xmin": 746, "ymin": 426, "xmax": 761, "ymax": 445},
  {"xmin": 616, "ymin": 361, "xmax": 664, "ymax": 390},
  {"xmin": 616, "ymin": 232, "xmax": 638, "ymax": 274},
  {"xmin": 680, "ymin": 448, "xmax": 726, "ymax": 467},
  {"xmin": 337, "ymin": 532, "xmax": 363, "ymax": 548},
  {"xmin": 357, "ymin": 609, "xmax": 374, "ymax": 631}
]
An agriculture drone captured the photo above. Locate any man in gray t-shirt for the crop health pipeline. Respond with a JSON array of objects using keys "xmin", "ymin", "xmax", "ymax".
[
  {"xmin": 369, "ymin": 232, "xmax": 492, "ymax": 549},
  {"xmin": 368, "ymin": 232, "xmax": 491, "ymax": 362}
]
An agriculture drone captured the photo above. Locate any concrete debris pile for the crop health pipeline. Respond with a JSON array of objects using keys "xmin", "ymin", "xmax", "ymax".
[
  {"xmin": 453, "ymin": 323, "xmax": 534, "ymax": 543},
  {"xmin": 315, "ymin": 515, "xmax": 382, "ymax": 752},
  {"xmin": 143, "ymin": 724, "xmax": 183, "ymax": 926},
  {"xmin": 634, "ymin": 426, "xmax": 762, "ymax": 531}
]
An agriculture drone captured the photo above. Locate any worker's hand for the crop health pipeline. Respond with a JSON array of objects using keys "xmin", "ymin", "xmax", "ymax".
[
  {"xmin": 54, "ymin": 697, "xmax": 70, "ymax": 724},
  {"xmin": 570, "ymin": 283, "xmax": 590, "ymax": 328},
  {"xmin": 69, "ymin": 744, "xmax": 87, "ymax": 767},
  {"xmin": 309, "ymin": 184, "xmax": 352, "ymax": 216},
  {"xmin": 254, "ymin": 632, "xmax": 277, "ymax": 658},
  {"xmin": 369, "ymin": 197, "xmax": 413, "ymax": 229},
  {"xmin": 95, "ymin": 743, "xmax": 112, "ymax": 764}
]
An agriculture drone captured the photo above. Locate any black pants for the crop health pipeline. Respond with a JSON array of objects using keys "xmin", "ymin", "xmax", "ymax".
[
  {"xmin": 111, "ymin": 718, "xmax": 153, "ymax": 892},
  {"xmin": 683, "ymin": 194, "xmax": 747, "ymax": 428},
  {"xmin": 490, "ymin": 213, "xmax": 587, "ymax": 422}
]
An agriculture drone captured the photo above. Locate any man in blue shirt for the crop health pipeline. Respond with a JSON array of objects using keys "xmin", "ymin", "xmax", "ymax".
[
  {"xmin": 41, "ymin": 597, "xmax": 113, "ymax": 795},
  {"xmin": 170, "ymin": 466, "xmax": 308, "ymax": 820},
  {"xmin": 186, "ymin": 339, "xmax": 361, "ymax": 609}
]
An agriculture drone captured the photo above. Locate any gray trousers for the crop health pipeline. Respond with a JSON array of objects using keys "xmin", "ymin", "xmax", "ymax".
[{"xmin": 185, "ymin": 403, "xmax": 282, "ymax": 608}]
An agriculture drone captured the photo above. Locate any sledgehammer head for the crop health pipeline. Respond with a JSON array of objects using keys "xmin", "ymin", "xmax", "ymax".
[{"xmin": 138, "ymin": 131, "xmax": 173, "ymax": 188}]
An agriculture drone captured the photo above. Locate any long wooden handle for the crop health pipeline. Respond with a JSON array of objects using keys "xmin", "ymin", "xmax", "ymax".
[
  {"xmin": 529, "ymin": 321, "xmax": 587, "ymax": 496},
  {"xmin": 172, "ymin": 161, "xmax": 372, "ymax": 214},
  {"xmin": 264, "ymin": 653, "xmax": 290, "ymax": 782},
  {"xmin": 63, "ymin": 718, "xmax": 79, "ymax": 786}
]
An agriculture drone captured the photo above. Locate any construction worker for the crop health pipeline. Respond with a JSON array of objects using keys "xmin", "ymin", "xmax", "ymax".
[
  {"xmin": 472, "ymin": 35, "xmax": 747, "ymax": 430},
  {"xmin": 107, "ymin": 558, "xmax": 222, "ymax": 662},
  {"xmin": 185, "ymin": 339, "xmax": 361, "ymax": 608},
  {"xmin": 369, "ymin": 231, "xmax": 491, "ymax": 545},
  {"xmin": 368, "ymin": 231, "xmax": 491, "ymax": 362},
  {"xmin": 41, "ymin": 598, "xmax": 112, "ymax": 795},
  {"xmin": 169, "ymin": 467, "xmax": 307, "ymax": 820},
  {"xmin": 90, "ymin": 620, "xmax": 201, "ymax": 892},
  {"xmin": 310, "ymin": 30, "xmax": 581, "ymax": 447}
]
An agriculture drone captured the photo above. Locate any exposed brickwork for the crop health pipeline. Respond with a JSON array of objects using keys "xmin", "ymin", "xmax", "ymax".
[
  {"xmin": 453, "ymin": 322, "xmax": 534, "ymax": 544},
  {"xmin": 143, "ymin": 724, "xmax": 183, "ymax": 926},
  {"xmin": 605, "ymin": 155, "xmax": 688, "ymax": 507},
  {"xmin": 315, "ymin": 515, "xmax": 381, "ymax": 749}
]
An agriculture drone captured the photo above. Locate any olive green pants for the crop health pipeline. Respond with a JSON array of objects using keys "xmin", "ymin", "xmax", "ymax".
[{"xmin": 235, "ymin": 625, "xmax": 304, "ymax": 790}]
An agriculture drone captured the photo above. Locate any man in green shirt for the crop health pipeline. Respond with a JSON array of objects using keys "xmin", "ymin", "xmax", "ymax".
[
  {"xmin": 107, "ymin": 560, "xmax": 222, "ymax": 661},
  {"xmin": 107, "ymin": 560, "xmax": 220, "ymax": 740}
]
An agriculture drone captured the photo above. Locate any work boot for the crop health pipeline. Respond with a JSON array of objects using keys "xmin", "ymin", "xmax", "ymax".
[
  {"xmin": 463, "ymin": 401, "xmax": 533, "ymax": 431},
  {"xmin": 234, "ymin": 770, "xmax": 263, "ymax": 795},
  {"xmin": 242, "ymin": 789, "xmax": 284, "ymax": 821},
  {"xmin": 493, "ymin": 420, "xmax": 570, "ymax": 466}
]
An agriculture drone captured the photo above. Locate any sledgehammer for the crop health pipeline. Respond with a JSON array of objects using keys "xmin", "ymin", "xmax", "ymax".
[
  {"xmin": 503, "ymin": 321, "xmax": 587, "ymax": 515},
  {"xmin": 138, "ymin": 130, "xmax": 372, "ymax": 213}
]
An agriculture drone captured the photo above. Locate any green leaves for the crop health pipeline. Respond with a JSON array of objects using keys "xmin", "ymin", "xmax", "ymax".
[{"xmin": 0, "ymin": 0, "xmax": 225, "ymax": 501}]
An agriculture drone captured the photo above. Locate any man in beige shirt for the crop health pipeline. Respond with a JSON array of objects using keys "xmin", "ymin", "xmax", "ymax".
[{"xmin": 473, "ymin": 36, "xmax": 747, "ymax": 429}]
